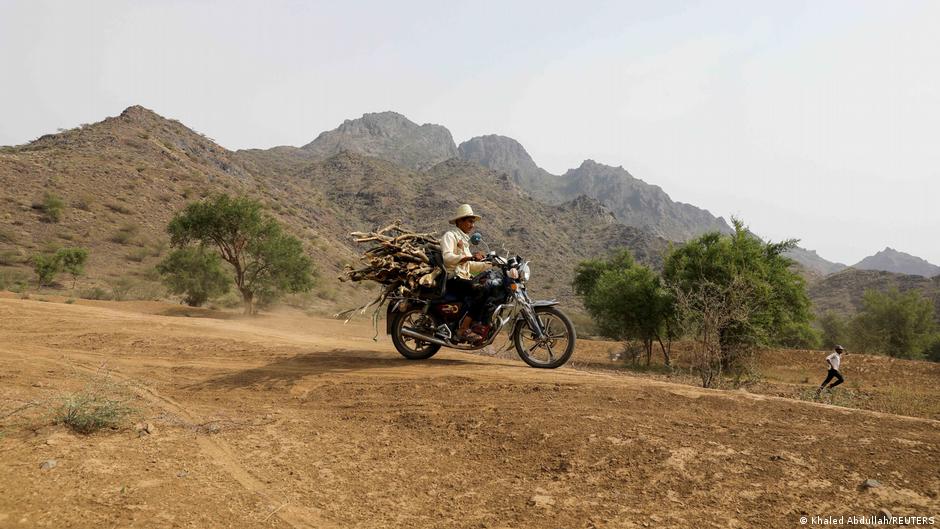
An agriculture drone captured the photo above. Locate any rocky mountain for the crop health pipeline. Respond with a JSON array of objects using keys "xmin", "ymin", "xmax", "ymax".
[
  {"xmin": 557, "ymin": 160, "xmax": 731, "ymax": 242},
  {"xmin": 0, "ymin": 106, "xmax": 672, "ymax": 309},
  {"xmin": 457, "ymin": 135, "xmax": 561, "ymax": 201},
  {"xmin": 808, "ymin": 268, "xmax": 940, "ymax": 321},
  {"xmin": 784, "ymin": 247, "xmax": 847, "ymax": 278},
  {"xmin": 853, "ymin": 247, "xmax": 940, "ymax": 278},
  {"xmin": 300, "ymin": 111, "xmax": 458, "ymax": 171},
  {"xmin": 456, "ymin": 135, "xmax": 730, "ymax": 242}
]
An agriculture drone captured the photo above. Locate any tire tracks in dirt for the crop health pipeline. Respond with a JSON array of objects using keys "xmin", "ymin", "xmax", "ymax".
[{"xmin": 3, "ymin": 346, "xmax": 335, "ymax": 529}]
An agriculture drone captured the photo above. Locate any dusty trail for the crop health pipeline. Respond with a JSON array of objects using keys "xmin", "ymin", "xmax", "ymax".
[{"xmin": 1, "ymin": 297, "xmax": 938, "ymax": 528}]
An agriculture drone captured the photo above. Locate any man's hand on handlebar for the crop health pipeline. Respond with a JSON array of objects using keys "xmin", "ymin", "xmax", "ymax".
[{"xmin": 460, "ymin": 252, "xmax": 486, "ymax": 263}]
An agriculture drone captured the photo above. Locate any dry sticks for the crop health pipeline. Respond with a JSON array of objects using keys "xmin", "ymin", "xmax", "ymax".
[
  {"xmin": 336, "ymin": 221, "xmax": 441, "ymax": 328},
  {"xmin": 341, "ymin": 220, "xmax": 442, "ymax": 296}
]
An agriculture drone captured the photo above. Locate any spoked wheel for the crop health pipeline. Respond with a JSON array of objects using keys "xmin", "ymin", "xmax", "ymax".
[
  {"xmin": 391, "ymin": 308, "xmax": 442, "ymax": 360},
  {"xmin": 512, "ymin": 306, "xmax": 576, "ymax": 369}
]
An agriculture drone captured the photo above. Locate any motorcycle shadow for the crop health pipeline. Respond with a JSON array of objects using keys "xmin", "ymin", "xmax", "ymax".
[{"xmin": 192, "ymin": 348, "xmax": 503, "ymax": 390}]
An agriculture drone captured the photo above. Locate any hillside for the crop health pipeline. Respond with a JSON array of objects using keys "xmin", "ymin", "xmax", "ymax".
[
  {"xmin": 784, "ymin": 246, "xmax": 847, "ymax": 277},
  {"xmin": 808, "ymin": 268, "xmax": 940, "ymax": 319},
  {"xmin": 854, "ymin": 247, "xmax": 940, "ymax": 278},
  {"xmin": 0, "ymin": 106, "xmax": 671, "ymax": 308}
]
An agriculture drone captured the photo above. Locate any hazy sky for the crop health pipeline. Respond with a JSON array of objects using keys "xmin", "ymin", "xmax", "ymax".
[{"xmin": 2, "ymin": 0, "xmax": 938, "ymax": 265}]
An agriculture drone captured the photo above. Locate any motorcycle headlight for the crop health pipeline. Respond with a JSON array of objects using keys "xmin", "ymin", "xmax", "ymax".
[{"xmin": 519, "ymin": 263, "xmax": 530, "ymax": 282}]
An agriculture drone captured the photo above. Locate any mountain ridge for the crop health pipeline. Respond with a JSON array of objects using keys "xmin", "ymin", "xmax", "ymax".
[{"xmin": 853, "ymin": 247, "xmax": 940, "ymax": 278}]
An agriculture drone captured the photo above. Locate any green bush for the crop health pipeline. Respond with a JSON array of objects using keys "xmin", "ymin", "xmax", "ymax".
[
  {"xmin": 110, "ymin": 223, "xmax": 139, "ymax": 245},
  {"xmin": 850, "ymin": 288, "xmax": 937, "ymax": 359},
  {"xmin": 156, "ymin": 247, "xmax": 231, "ymax": 306},
  {"xmin": 32, "ymin": 253, "xmax": 63, "ymax": 287},
  {"xmin": 40, "ymin": 193, "xmax": 65, "ymax": 223},
  {"xmin": 574, "ymin": 250, "xmax": 677, "ymax": 366},
  {"xmin": 51, "ymin": 368, "xmax": 136, "ymax": 434},
  {"xmin": 0, "ymin": 250, "xmax": 22, "ymax": 266},
  {"xmin": 0, "ymin": 270, "xmax": 30, "ymax": 292},
  {"xmin": 56, "ymin": 247, "xmax": 88, "ymax": 288},
  {"xmin": 79, "ymin": 286, "xmax": 112, "ymax": 300},
  {"xmin": 107, "ymin": 277, "xmax": 136, "ymax": 301}
]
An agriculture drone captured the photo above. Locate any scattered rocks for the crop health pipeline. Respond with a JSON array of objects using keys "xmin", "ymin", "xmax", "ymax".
[
  {"xmin": 528, "ymin": 488, "xmax": 555, "ymax": 509},
  {"xmin": 860, "ymin": 479, "xmax": 882, "ymax": 490},
  {"xmin": 528, "ymin": 494, "xmax": 555, "ymax": 509},
  {"xmin": 176, "ymin": 470, "xmax": 189, "ymax": 478},
  {"xmin": 39, "ymin": 459, "xmax": 57, "ymax": 471},
  {"xmin": 769, "ymin": 454, "xmax": 786, "ymax": 462},
  {"xmin": 135, "ymin": 422, "xmax": 156, "ymax": 436}
]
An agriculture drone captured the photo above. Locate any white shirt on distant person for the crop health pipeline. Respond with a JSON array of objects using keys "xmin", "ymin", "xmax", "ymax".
[{"xmin": 826, "ymin": 352, "xmax": 841, "ymax": 371}]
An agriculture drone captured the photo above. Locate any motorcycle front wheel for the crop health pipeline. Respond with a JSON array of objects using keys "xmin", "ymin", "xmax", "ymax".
[
  {"xmin": 512, "ymin": 306, "xmax": 576, "ymax": 369},
  {"xmin": 390, "ymin": 308, "xmax": 442, "ymax": 360}
]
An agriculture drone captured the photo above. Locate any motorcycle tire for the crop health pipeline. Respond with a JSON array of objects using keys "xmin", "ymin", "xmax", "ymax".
[
  {"xmin": 512, "ymin": 306, "xmax": 576, "ymax": 369},
  {"xmin": 390, "ymin": 308, "xmax": 442, "ymax": 360}
]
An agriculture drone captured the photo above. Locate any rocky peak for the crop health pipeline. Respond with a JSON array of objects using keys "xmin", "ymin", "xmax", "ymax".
[
  {"xmin": 301, "ymin": 111, "xmax": 457, "ymax": 171},
  {"xmin": 854, "ymin": 247, "xmax": 940, "ymax": 277},
  {"xmin": 457, "ymin": 134, "xmax": 559, "ymax": 200}
]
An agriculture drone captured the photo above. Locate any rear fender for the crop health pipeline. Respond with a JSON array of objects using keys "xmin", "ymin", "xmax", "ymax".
[{"xmin": 386, "ymin": 299, "xmax": 425, "ymax": 334}]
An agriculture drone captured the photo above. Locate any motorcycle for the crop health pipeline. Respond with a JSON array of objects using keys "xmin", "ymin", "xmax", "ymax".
[{"xmin": 385, "ymin": 233, "xmax": 576, "ymax": 369}]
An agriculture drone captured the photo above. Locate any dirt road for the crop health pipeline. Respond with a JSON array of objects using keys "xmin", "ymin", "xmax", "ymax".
[{"xmin": 1, "ymin": 297, "xmax": 937, "ymax": 528}]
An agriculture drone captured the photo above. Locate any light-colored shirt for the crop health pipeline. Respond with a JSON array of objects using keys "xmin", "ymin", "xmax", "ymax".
[
  {"xmin": 826, "ymin": 352, "xmax": 841, "ymax": 371},
  {"xmin": 440, "ymin": 228, "xmax": 488, "ymax": 280}
]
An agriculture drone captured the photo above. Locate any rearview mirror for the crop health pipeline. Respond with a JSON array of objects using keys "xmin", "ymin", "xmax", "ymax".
[{"xmin": 469, "ymin": 232, "xmax": 483, "ymax": 245}]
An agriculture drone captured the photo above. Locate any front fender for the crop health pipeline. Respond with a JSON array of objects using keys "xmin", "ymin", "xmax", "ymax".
[{"xmin": 531, "ymin": 299, "xmax": 559, "ymax": 308}]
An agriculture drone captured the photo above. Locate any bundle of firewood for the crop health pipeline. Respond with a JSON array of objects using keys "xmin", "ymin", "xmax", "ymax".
[{"xmin": 339, "ymin": 220, "xmax": 443, "ymax": 297}]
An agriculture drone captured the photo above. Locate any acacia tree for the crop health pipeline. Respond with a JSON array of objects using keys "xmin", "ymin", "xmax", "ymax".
[
  {"xmin": 663, "ymin": 218, "xmax": 813, "ymax": 384},
  {"xmin": 574, "ymin": 250, "xmax": 678, "ymax": 366},
  {"xmin": 167, "ymin": 194, "xmax": 315, "ymax": 314},
  {"xmin": 850, "ymin": 288, "xmax": 936, "ymax": 359},
  {"xmin": 57, "ymin": 247, "xmax": 88, "ymax": 290}
]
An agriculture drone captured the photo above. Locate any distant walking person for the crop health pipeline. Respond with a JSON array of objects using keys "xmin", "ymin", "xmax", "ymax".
[{"xmin": 815, "ymin": 345, "xmax": 846, "ymax": 397}]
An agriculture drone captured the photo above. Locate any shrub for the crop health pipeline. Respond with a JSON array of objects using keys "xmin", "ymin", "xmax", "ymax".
[
  {"xmin": 105, "ymin": 202, "xmax": 133, "ymax": 215},
  {"xmin": 79, "ymin": 286, "xmax": 112, "ymax": 300},
  {"xmin": 156, "ymin": 246, "xmax": 230, "ymax": 306},
  {"xmin": 850, "ymin": 288, "xmax": 936, "ymax": 359},
  {"xmin": 32, "ymin": 253, "xmax": 63, "ymax": 287},
  {"xmin": 56, "ymin": 247, "xmax": 88, "ymax": 288},
  {"xmin": 107, "ymin": 277, "xmax": 136, "ymax": 301},
  {"xmin": 0, "ymin": 250, "xmax": 22, "ymax": 266},
  {"xmin": 0, "ymin": 270, "xmax": 30, "ymax": 291},
  {"xmin": 40, "ymin": 193, "xmax": 65, "ymax": 223},
  {"xmin": 72, "ymin": 194, "xmax": 94, "ymax": 211},
  {"xmin": 51, "ymin": 368, "xmax": 136, "ymax": 434},
  {"xmin": 110, "ymin": 223, "xmax": 139, "ymax": 245}
]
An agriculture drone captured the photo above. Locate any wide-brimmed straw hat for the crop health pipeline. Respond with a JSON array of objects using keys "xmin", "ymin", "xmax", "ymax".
[{"xmin": 449, "ymin": 204, "xmax": 481, "ymax": 225}]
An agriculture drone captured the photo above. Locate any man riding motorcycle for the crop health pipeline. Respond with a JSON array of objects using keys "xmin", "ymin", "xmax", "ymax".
[{"xmin": 440, "ymin": 204, "xmax": 491, "ymax": 344}]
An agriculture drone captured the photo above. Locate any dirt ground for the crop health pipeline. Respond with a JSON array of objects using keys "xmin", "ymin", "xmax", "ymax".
[{"xmin": 1, "ymin": 295, "xmax": 938, "ymax": 529}]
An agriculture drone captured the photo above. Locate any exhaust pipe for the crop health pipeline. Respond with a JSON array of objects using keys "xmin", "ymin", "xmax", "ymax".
[{"xmin": 401, "ymin": 328, "xmax": 481, "ymax": 351}]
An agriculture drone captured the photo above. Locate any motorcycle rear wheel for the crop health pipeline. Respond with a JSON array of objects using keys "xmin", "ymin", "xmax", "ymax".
[
  {"xmin": 512, "ymin": 306, "xmax": 576, "ymax": 369},
  {"xmin": 391, "ymin": 308, "xmax": 442, "ymax": 360}
]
